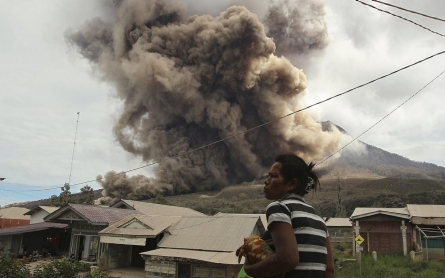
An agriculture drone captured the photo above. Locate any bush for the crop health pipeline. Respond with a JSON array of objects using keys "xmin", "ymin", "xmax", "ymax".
[
  {"xmin": 0, "ymin": 253, "xmax": 31, "ymax": 278},
  {"xmin": 32, "ymin": 257, "xmax": 82, "ymax": 278},
  {"xmin": 84, "ymin": 267, "xmax": 109, "ymax": 278}
]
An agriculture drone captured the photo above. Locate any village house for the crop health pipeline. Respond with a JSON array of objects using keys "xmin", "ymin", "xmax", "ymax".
[
  {"xmin": 24, "ymin": 206, "xmax": 59, "ymax": 224},
  {"xmin": 0, "ymin": 207, "xmax": 30, "ymax": 228},
  {"xmin": 0, "ymin": 206, "xmax": 70, "ymax": 258},
  {"xmin": 43, "ymin": 200, "xmax": 204, "ymax": 271},
  {"xmin": 141, "ymin": 214, "xmax": 265, "ymax": 278},
  {"xmin": 406, "ymin": 204, "xmax": 445, "ymax": 261},
  {"xmin": 326, "ymin": 217, "xmax": 353, "ymax": 244},
  {"xmin": 350, "ymin": 207, "xmax": 412, "ymax": 256},
  {"xmin": 98, "ymin": 215, "xmax": 181, "ymax": 270},
  {"xmin": 44, "ymin": 203, "xmax": 143, "ymax": 266}
]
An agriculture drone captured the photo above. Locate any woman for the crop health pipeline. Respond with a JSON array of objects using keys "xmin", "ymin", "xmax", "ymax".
[{"xmin": 244, "ymin": 153, "xmax": 334, "ymax": 278}]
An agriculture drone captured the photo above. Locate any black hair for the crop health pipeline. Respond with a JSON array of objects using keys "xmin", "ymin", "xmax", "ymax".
[{"xmin": 274, "ymin": 153, "xmax": 320, "ymax": 196}]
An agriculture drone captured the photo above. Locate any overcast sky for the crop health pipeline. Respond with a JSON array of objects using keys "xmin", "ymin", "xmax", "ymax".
[{"xmin": 1, "ymin": 0, "xmax": 444, "ymax": 206}]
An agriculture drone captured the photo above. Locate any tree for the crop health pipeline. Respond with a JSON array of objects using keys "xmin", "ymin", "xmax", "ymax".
[
  {"xmin": 0, "ymin": 252, "xmax": 31, "ymax": 278},
  {"xmin": 80, "ymin": 185, "xmax": 95, "ymax": 205},
  {"xmin": 49, "ymin": 183, "xmax": 72, "ymax": 207}
]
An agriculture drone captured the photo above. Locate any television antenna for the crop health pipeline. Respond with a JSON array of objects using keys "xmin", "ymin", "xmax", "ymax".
[{"xmin": 68, "ymin": 112, "xmax": 80, "ymax": 185}]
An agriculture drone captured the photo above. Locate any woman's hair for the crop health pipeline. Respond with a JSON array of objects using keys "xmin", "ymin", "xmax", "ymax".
[{"xmin": 274, "ymin": 153, "xmax": 320, "ymax": 196}]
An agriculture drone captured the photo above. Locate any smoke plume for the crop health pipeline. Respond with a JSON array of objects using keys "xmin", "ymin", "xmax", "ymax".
[{"xmin": 67, "ymin": 0, "xmax": 341, "ymax": 203}]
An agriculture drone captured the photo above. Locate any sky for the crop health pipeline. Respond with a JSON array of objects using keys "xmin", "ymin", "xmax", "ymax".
[{"xmin": 1, "ymin": 0, "xmax": 444, "ymax": 206}]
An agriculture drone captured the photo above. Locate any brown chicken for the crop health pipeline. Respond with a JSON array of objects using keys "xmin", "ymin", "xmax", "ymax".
[{"xmin": 236, "ymin": 235, "xmax": 285, "ymax": 278}]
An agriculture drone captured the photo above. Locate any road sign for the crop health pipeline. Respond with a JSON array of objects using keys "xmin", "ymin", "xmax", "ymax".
[
  {"xmin": 355, "ymin": 234, "xmax": 364, "ymax": 245},
  {"xmin": 356, "ymin": 245, "xmax": 363, "ymax": 251}
]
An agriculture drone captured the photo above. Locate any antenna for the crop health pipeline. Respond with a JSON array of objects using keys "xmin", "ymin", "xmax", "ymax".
[{"xmin": 68, "ymin": 112, "xmax": 80, "ymax": 185}]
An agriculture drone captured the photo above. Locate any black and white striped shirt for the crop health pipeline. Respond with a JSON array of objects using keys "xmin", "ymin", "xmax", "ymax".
[{"xmin": 262, "ymin": 193, "xmax": 328, "ymax": 278}]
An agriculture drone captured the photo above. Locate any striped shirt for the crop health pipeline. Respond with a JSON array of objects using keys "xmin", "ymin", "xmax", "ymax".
[{"xmin": 262, "ymin": 193, "xmax": 328, "ymax": 278}]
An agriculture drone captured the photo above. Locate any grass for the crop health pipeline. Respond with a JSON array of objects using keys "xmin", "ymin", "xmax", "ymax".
[{"xmin": 332, "ymin": 243, "xmax": 445, "ymax": 278}]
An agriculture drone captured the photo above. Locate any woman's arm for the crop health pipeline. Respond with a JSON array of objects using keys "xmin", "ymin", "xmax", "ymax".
[
  {"xmin": 323, "ymin": 237, "xmax": 335, "ymax": 278},
  {"xmin": 244, "ymin": 222, "xmax": 299, "ymax": 277}
]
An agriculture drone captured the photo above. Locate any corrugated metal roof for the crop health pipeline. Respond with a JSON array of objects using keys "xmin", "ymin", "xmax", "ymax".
[
  {"xmin": 140, "ymin": 248, "xmax": 240, "ymax": 265},
  {"xmin": 214, "ymin": 213, "xmax": 267, "ymax": 230},
  {"xmin": 99, "ymin": 215, "xmax": 181, "ymax": 236},
  {"xmin": 45, "ymin": 204, "xmax": 142, "ymax": 225},
  {"xmin": 112, "ymin": 199, "xmax": 205, "ymax": 217},
  {"xmin": 350, "ymin": 207, "xmax": 410, "ymax": 220},
  {"xmin": 407, "ymin": 204, "xmax": 445, "ymax": 218},
  {"xmin": 24, "ymin": 206, "xmax": 59, "ymax": 216},
  {"xmin": 158, "ymin": 215, "xmax": 261, "ymax": 252},
  {"xmin": 326, "ymin": 218, "xmax": 352, "ymax": 227},
  {"xmin": 0, "ymin": 222, "xmax": 68, "ymax": 236},
  {"xmin": 0, "ymin": 207, "xmax": 30, "ymax": 220},
  {"xmin": 407, "ymin": 204, "xmax": 445, "ymax": 225}
]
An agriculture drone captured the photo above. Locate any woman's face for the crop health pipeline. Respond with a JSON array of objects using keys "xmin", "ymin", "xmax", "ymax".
[{"xmin": 263, "ymin": 162, "xmax": 296, "ymax": 200}]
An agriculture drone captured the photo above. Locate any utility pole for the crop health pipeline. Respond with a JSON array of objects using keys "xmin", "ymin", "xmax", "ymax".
[{"xmin": 68, "ymin": 112, "xmax": 80, "ymax": 185}]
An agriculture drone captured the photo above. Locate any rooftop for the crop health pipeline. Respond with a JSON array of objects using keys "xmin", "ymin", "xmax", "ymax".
[
  {"xmin": 99, "ymin": 215, "xmax": 181, "ymax": 237},
  {"xmin": 0, "ymin": 207, "xmax": 30, "ymax": 220},
  {"xmin": 0, "ymin": 222, "xmax": 68, "ymax": 236},
  {"xmin": 158, "ymin": 214, "xmax": 263, "ymax": 252},
  {"xmin": 45, "ymin": 204, "xmax": 143, "ymax": 225},
  {"xmin": 111, "ymin": 199, "xmax": 205, "ymax": 217},
  {"xmin": 350, "ymin": 207, "xmax": 410, "ymax": 220}
]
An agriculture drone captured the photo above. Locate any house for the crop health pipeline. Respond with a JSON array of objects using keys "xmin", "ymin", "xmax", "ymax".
[
  {"xmin": 350, "ymin": 207, "xmax": 412, "ymax": 256},
  {"xmin": 325, "ymin": 218, "xmax": 353, "ymax": 244},
  {"xmin": 0, "ymin": 207, "xmax": 30, "ymax": 228},
  {"xmin": 44, "ymin": 203, "xmax": 143, "ymax": 264},
  {"xmin": 24, "ymin": 206, "xmax": 59, "ymax": 224},
  {"xmin": 407, "ymin": 204, "xmax": 445, "ymax": 261},
  {"xmin": 44, "ymin": 200, "xmax": 204, "ymax": 269},
  {"xmin": 98, "ymin": 215, "xmax": 181, "ymax": 270},
  {"xmin": 140, "ymin": 214, "xmax": 265, "ymax": 278},
  {"xmin": 0, "ymin": 222, "xmax": 69, "ymax": 258},
  {"xmin": 110, "ymin": 199, "xmax": 206, "ymax": 216}
]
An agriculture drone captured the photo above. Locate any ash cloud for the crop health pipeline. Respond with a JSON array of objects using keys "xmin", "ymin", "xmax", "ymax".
[{"xmin": 67, "ymin": 0, "xmax": 341, "ymax": 203}]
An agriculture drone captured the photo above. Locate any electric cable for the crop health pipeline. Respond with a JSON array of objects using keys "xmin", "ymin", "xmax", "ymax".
[
  {"xmin": 356, "ymin": 0, "xmax": 445, "ymax": 37},
  {"xmin": 316, "ymin": 68, "xmax": 445, "ymax": 167},
  {"xmin": 371, "ymin": 0, "xmax": 445, "ymax": 23},
  {"xmin": 1, "ymin": 49, "xmax": 444, "ymax": 192}
]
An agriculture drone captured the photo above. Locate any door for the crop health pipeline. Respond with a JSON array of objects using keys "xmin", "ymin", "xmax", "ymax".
[
  {"xmin": 11, "ymin": 235, "xmax": 21, "ymax": 258},
  {"xmin": 178, "ymin": 263, "xmax": 192, "ymax": 278}
]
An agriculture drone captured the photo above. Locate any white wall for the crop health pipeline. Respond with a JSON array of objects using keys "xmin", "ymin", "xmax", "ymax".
[{"xmin": 30, "ymin": 210, "xmax": 49, "ymax": 224}]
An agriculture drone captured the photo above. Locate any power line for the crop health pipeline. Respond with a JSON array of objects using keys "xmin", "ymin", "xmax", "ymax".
[
  {"xmin": 371, "ymin": 0, "xmax": 445, "ymax": 23},
  {"xmin": 356, "ymin": 0, "xmax": 445, "ymax": 37},
  {"xmin": 1, "ymin": 49, "xmax": 445, "ymax": 193},
  {"xmin": 316, "ymin": 68, "xmax": 445, "ymax": 167}
]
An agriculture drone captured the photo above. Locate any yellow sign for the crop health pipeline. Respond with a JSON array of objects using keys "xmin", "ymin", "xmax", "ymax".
[{"xmin": 355, "ymin": 234, "xmax": 364, "ymax": 245}]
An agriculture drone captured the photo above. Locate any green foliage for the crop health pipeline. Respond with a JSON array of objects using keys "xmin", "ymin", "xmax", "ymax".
[
  {"xmin": 32, "ymin": 257, "xmax": 82, "ymax": 278},
  {"xmin": 80, "ymin": 185, "xmax": 95, "ymax": 205},
  {"xmin": 84, "ymin": 267, "xmax": 109, "ymax": 278},
  {"xmin": 49, "ymin": 183, "xmax": 72, "ymax": 207},
  {"xmin": 0, "ymin": 253, "xmax": 31, "ymax": 278},
  {"xmin": 153, "ymin": 195, "xmax": 168, "ymax": 205},
  {"xmin": 334, "ymin": 253, "xmax": 445, "ymax": 278}
]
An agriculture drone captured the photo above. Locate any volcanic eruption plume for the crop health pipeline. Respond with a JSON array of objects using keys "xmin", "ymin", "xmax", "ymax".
[{"xmin": 66, "ymin": 0, "xmax": 341, "ymax": 203}]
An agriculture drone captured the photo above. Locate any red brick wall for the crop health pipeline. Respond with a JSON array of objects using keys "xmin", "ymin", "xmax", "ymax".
[
  {"xmin": 0, "ymin": 218, "xmax": 30, "ymax": 228},
  {"xmin": 356, "ymin": 220, "xmax": 413, "ymax": 254}
]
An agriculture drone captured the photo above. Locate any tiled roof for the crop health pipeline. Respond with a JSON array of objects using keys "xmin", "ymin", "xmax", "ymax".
[
  {"xmin": 158, "ymin": 215, "xmax": 262, "ymax": 252},
  {"xmin": 112, "ymin": 199, "xmax": 205, "ymax": 217},
  {"xmin": 99, "ymin": 215, "xmax": 181, "ymax": 237},
  {"xmin": 0, "ymin": 222, "xmax": 68, "ymax": 236},
  {"xmin": 45, "ymin": 204, "xmax": 143, "ymax": 225},
  {"xmin": 0, "ymin": 207, "xmax": 30, "ymax": 220}
]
